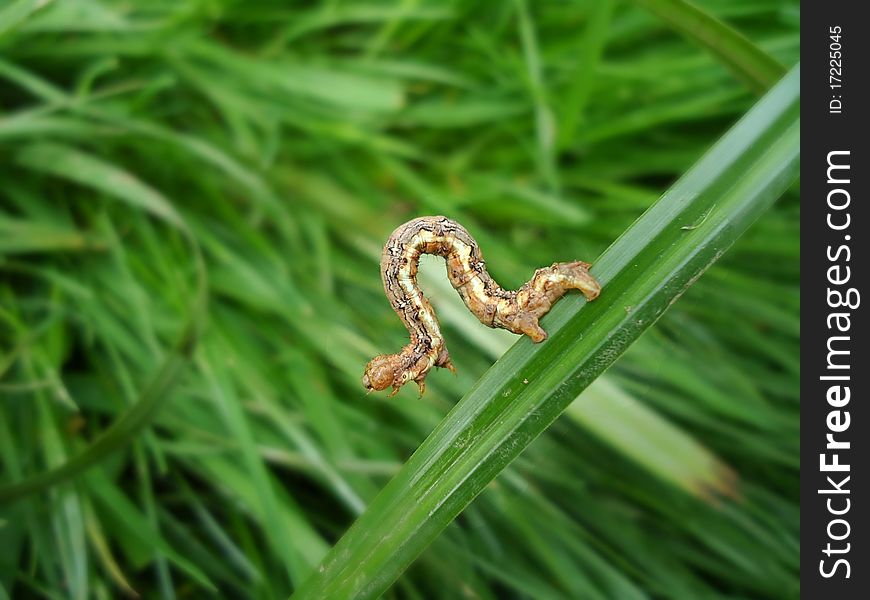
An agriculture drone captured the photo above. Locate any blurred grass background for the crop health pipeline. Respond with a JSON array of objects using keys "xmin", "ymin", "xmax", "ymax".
[{"xmin": 0, "ymin": 1, "xmax": 799, "ymax": 598}]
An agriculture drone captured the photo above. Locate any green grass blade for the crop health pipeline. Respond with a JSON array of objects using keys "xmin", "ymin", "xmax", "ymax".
[
  {"xmin": 418, "ymin": 249, "xmax": 734, "ymax": 498},
  {"xmin": 292, "ymin": 64, "xmax": 799, "ymax": 600},
  {"xmin": 565, "ymin": 377, "xmax": 736, "ymax": 500},
  {"xmin": 0, "ymin": 217, "xmax": 103, "ymax": 255},
  {"xmin": 0, "ymin": 155, "xmax": 208, "ymax": 504},
  {"xmin": 16, "ymin": 142, "xmax": 185, "ymax": 229},
  {"xmin": 0, "ymin": 326, "xmax": 194, "ymax": 504},
  {"xmin": 632, "ymin": 0, "xmax": 786, "ymax": 92},
  {"xmin": 0, "ymin": 0, "xmax": 52, "ymax": 38}
]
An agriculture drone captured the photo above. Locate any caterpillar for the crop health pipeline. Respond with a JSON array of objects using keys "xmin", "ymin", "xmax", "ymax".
[{"xmin": 362, "ymin": 216, "xmax": 601, "ymax": 396}]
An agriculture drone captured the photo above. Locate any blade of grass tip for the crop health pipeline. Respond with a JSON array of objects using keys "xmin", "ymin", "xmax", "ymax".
[
  {"xmin": 565, "ymin": 378, "xmax": 737, "ymax": 501},
  {"xmin": 291, "ymin": 64, "xmax": 799, "ymax": 600},
  {"xmin": 0, "ymin": 147, "xmax": 208, "ymax": 504},
  {"xmin": 83, "ymin": 499, "xmax": 138, "ymax": 597},
  {"xmin": 0, "ymin": 217, "xmax": 104, "ymax": 255},
  {"xmin": 631, "ymin": 0, "xmax": 786, "ymax": 93}
]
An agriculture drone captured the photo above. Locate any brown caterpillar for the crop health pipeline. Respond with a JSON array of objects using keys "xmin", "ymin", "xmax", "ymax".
[{"xmin": 362, "ymin": 216, "xmax": 601, "ymax": 396}]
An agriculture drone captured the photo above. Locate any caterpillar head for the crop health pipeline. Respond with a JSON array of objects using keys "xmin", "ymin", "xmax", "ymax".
[{"xmin": 362, "ymin": 354, "xmax": 408, "ymax": 393}]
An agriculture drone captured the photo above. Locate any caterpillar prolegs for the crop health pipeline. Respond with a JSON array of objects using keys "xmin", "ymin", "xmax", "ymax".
[{"xmin": 362, "ymin": 216, "xmax": 601, "ymax": 396}]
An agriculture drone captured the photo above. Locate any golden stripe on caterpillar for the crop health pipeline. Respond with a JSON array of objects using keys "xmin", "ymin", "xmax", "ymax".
[{"xmin": 363, "ymin": 216, "xmax": 601, "ymax": 396}]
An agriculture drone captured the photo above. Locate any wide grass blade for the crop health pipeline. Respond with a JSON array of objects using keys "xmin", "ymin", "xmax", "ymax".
[
  {"xmin": 416, "ymin": 254, "xmax": 734, "ymax": 499},
  {"xmin": 292, "ymin": 64, "xmax": 800, "ymax": 600}
]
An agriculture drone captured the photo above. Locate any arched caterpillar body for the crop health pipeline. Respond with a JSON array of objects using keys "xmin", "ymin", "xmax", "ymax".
[{"xmin": 362, "ymin": 216, "xmax": 601, "ymax": 396}]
